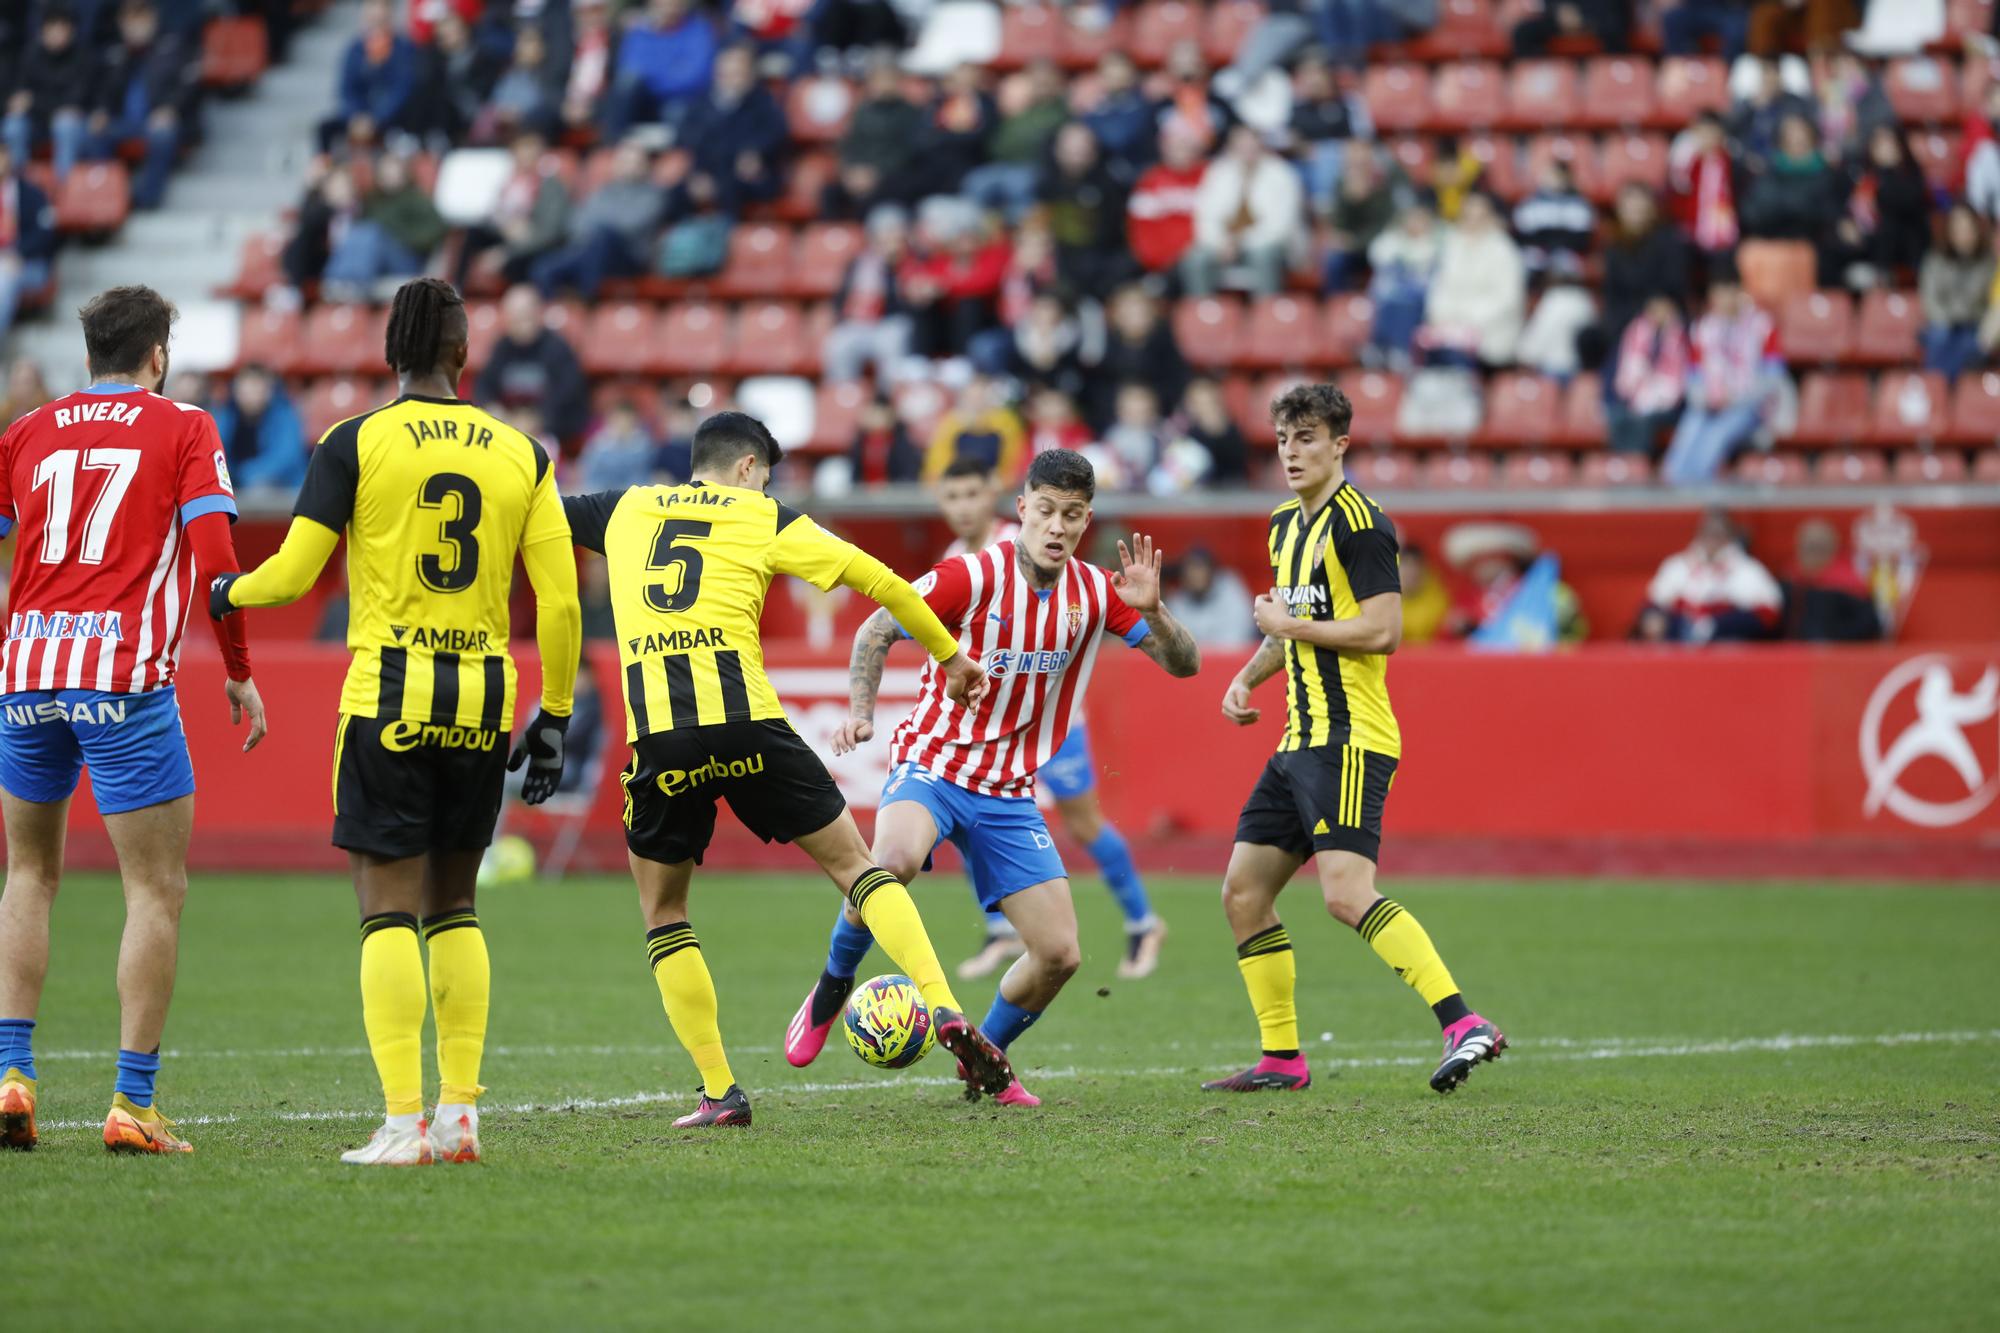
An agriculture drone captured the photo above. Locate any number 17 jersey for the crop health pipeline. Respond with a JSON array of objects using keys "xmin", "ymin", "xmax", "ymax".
[{"xmin": 294, "ymin": 393, "xmax": 568, "ymax": 732}]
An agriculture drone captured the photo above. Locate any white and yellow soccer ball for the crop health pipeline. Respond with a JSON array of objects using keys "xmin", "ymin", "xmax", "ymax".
[{"xmin": 843, "ymin": 974, "xmax": 937, "ymax": 1069}]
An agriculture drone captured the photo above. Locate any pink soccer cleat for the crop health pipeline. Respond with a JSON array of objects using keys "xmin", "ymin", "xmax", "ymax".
[
  {"xmin": 785, "ymin": 983, "xmax": 840, "ymax": 1068},
  {"xmin": 994, "ymin": 1080, "xmax": 1041, "ymax": 1108},
  {"xmin": 1201, "ymin": 1053, "xmax": 1312, "ymax": 1092},
  {"xmin": 1431, "ymin": 1015, "xmax": 1507, "ymax": 1094}
]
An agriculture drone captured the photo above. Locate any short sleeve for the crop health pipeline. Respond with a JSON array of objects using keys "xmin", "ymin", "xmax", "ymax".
[
  {"xmin": 770, "ymin": 504, "xmax": 860, "ymax": 591},
  {"xmin": 0, "ymin": 418, "xmax": 17, "ymax": 538},
  {"xmin": 561, "ymin": 488, "xmax": 624, "ymax": 554},
  {"xmin": 176, "ymin": 409, "xmax": 239, "ymax": 525},
  {"xmin": 1337, "ymin": 524, "xmax": 1401, "ymax": 602},
  {"xmin": 294, "ymin": 416, "xmax": 362, "ymax": 531},
  {"xmin": 1102, "ymin": 582, "xmax": 1150, "ymax": 647}
]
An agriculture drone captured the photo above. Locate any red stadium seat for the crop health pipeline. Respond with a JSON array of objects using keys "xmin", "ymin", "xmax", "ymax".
[
  {"xmin": 1894, "ymin": 449, "xmax": 1969, "ymax": 483},
  {"xmin": 202, "ymin": 16, "xmax": 268, "ymax": 88},
  {"xmin": 1815, "ymin": 449, "xmax": 1889, "ymax": 484},
  {"xmin": 1432, "ymin": 62, "xmax": 1505, "ymax": 133},
  {"xmin": 773, "ymin": 150, "xmax": 836, "ymax": 222},
  {"xmin": 1324, "ymin": 294, "xmax": 1374, "ymax": 367},
  {"xmin": 1523, "ymin": 133, "xmax": 1603, "ymax": 202},
  {"xmin": 236, "ymin": 306, "xmax": 302, "ymax": 376},
  {"xmin": 1869, "ymin": 369, "xmax": 1949, "ymax": 446},
  {"xmin": 1947, "ymin": 370, "xmax": 2000, "ymax": 445},
  {"xmin": 809, "ymin": 379, "xmax": 871, "ymax": 452},
  {"xmin": 893, "ymin": 378, "xmax": 948, "ymax": 441},
  {"xmin": 53, "ymin": 163, "xmax": 130, "ymax": 234},
  {"xmin": 581, "ymin": 301, "xmax": 662, "ymax": 376},
  {"xmin": 1402, "ymin": 0, "xmax": 1507, "ymax": 60},
  {"xmin": 1477, "ymin": 372, "xmax": 1560, "ymax": 448},
  {"xmin": 726, "ymin": 302, "xmax": 811, "ymax": 376},
  {"xmin": 464, "ymin": 300, "xmax": 503, "ymax": 367},
  {"xmin": 1886, "ymin": 56, "xmax": 1961, "ymax": 124},
  {"xmin": 1555, "ymin": 373, "xmax": 1608, "ymax": 448},
  {"xmin": 1338, "ymin": 371, "xmax": 1403, "ymax": 444},
  {"xmin": 1778, "ymin": 290, "xmax": 1855, "ymax": 364},
  {"xmin": 1130, "ymin": 1, "xmax": 1204, "ymax": 67},
  {"xmin": 1578, "ymin": 451, "xmax": 1652, "ymax": 485},
  {"xmin": 541, "ymin": 298, "xmax": 586, "ymax": 341},
  {"xmin": 785, "ymin": 77, "xmax": 855, "ymax": 145},
  {"xmin": 791, "ymin": 222, "xmax": 863, "ymax": 299},
  {"xmin": 1908, "ymin": 129, "xmax": 1962, "ymax": 189},
  {"xmin": 300, "ymin": 378, "xmax": 387, "ymax": 441},
  {"xmin": 1600, "ymin": 133, "xmax": 1670, "ymax": 197},
  {"xmin": 1345, "ymin": 449, "xmax": 1418, "ymax": 489},
  {"xmin": 1737, "ymin": 239, "xmax": 1817, "ymax": 309},
  {"xmin": 1420, "ymin": 452, "xmax": 1496, "ymax": 488},
  {"xmin": 223, "ymin": 231, "xmax": 285, "ymax": 299},
  {"xmin": 1463, "ymin": 133, "xmax": 1524, "ymax": 200},
  {"xmin": 1505, "ymin": 60, "xmax": 1580, "ymax": 131},
  {"xmin": 1788, "ymin": 372, "xmax": 1871, "ymax": 448},
  {"xmin": 1580, "ymin": 57, "xmax": 1658, "ymax": 129},
  {"xmin": 1386, "ymin": 136, "xmax": 1436, "ymax": 182},
  {"xmin": 1234, "ymin": 372, "xmax": 1314, "ymax": 440},
  {"xmin": 1365, "ymin": 65, "xmax": 1434, "ymax": 135},
  {"xmin": 1855, "ymin": 289, "xmax": 1922, "ymax": 365},
  {"xmin": 1063, "ymin": 8, "xmax": 1132, "ymax": 68},
  {"xmin": 1734, "ymin": 452, "xmax": 1809, "ymax": 486},
  {"xmin": 1242, "ymin": 295, "xmax": 1322, "ymax": 370},
  {"xmin": 1499, "ymin": 451, "xmax": 1575, "ymax": 487},
  {"xmin": 995, "ymin": 4, "xmax": 1062, "ymax": 69},
  {"xmin": 1655, "ymin": 57, "xmax": 1730, "ymax": 126},
  {"xmin": 1173, "ymin": 296, "xmax": 1245, "ymax": 369},
  {"xmin": 657, "ymin": 303, "xmax": 733, "ymax": 376},
  {"xmin": 712, "ymin": 223, "xmax": 794, "ymax": 299},
  {"xmin": 1202, "ymin": 0, "xmax": 1264, "ymax": 67},
  {"xmin": 1975, "ymin": 448, "xmax": 2000, "ymax": 482},
  {"xmin": 298, "ymin": 303, "xmax": 388, "ymax": 376}
]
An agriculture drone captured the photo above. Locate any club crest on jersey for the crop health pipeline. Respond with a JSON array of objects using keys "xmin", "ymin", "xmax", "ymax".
[
  {"xmin": 1065, "ymin": 604, "xmax": 1084, "ymax": 636},
  {"xmin": 1312, "ymin": 535, "xmax": 1329, "ymax": 569},
  {"xmin": 985, "ymin": 648, "xmax": 1073, "ymax": 678}
]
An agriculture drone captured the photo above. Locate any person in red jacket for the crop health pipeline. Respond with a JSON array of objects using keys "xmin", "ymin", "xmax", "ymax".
[{"xmin": 1127, "ymin": 123, "xmax": 1207, "ymax": 274}]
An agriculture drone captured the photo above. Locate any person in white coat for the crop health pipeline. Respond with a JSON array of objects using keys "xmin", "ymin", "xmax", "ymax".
[
  {"xmin": 1418, "ymin": 191, "xmax": 1527, "ymax": 367},
  {"xmin": 1180, "ymin": 125, "xmax": 1305, "ymax": 296}
]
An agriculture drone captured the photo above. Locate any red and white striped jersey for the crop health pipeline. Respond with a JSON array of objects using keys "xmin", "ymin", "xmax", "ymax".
[
  {"xmin": 0, "ymin": 387, "xmax": 238, "ymax": 695},
  {"xmin": 890, "ymin": 541, "xmax": 1148, "ymax": 797},
  {"xmin": 943, "ymin": 520, "xmax": 1020, "ymax": 560}
]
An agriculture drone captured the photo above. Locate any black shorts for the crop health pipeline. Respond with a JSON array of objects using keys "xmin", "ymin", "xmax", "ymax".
[
  {"xmin": 331, "ymin": 713, "xmax": 508, "ymax": 860},
  {"xmin": 1234, "ymin": 744, "xmax": 1398, "ymax": 863},
  {"xmin": 621, "ymin": 717, "xmax": 847, "ymax": 865}
]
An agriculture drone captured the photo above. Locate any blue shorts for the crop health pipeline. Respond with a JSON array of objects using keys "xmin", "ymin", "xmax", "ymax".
[
  {"xmin": 881, "ymin": 761, "xmax": 1067, "ymax": 910},
  {"xmin": 1040, "ymin": 725, "xmax": 1097, "ymax": 801},
  {"xmin": 0, "ymin": 687, "xmax": 196, "ymax": 815}
]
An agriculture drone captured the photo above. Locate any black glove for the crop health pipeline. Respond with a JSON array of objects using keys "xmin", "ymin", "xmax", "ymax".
[
  {"xmin": 506, "ymin": 709, "xmax": 570, "ymax": 806},
  {"xmin": 209, "ymin": 572, "xmax": 243, "ymax": 620}
]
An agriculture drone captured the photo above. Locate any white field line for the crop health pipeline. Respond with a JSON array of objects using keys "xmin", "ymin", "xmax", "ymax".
[{"xmin": 32, "ymin": 1028, "xmax": 2000, "ymax": 1134}]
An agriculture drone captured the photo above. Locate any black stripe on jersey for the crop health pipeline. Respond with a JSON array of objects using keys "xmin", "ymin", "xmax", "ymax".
[
  {"xmin": 480, "ymin": 656, "xmax": 505, "ymax": 731},
  {"xmin": 775, "ymin": 501, "xmax": 806, "ymax": 535},
  {"xmin": 715, "ymin": 650, "xmax": 751, "ymax": 721},
  {"xmin": 1286, "ymin": 507, "xmax": 1318, "ymax": 743},
  {"xmin": 531, "ymin": 439, "xmax": 552, "ymax": 486},
  {"xmin": 663, "ymin": 653, "xmax": 697, "ymax": 728},
  {"xmin": 626, "ymin": 661, "xmax": 651, "ymax": 733},
  {"xmin": 1313, "ymin": 644, "xmax": 1349, "ymax": 735},
  {"xmin": 430, "ymin": 651, "xmax": 461, "ymax": 726},
  {"xmin": 378, "ymin": 645, "xmax": 408, "ymax": 716}
]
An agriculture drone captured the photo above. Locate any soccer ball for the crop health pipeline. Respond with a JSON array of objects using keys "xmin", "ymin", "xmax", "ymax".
[
  {"xmin": 478, "ymin": 835, "xmax": 537, "ymax": 886},
  {"xmin": 843, "ymin": 974, "xmax": 936, "ymax": 1069}
]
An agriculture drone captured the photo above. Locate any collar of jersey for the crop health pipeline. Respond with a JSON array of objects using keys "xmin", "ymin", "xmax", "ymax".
[
  {"xmin": 81, "ymin": 382, "xmax": 144, "ymax": 394},
  {"xmin": 396, "ymin": 393, "xmax": 460, "ymax": 405}
]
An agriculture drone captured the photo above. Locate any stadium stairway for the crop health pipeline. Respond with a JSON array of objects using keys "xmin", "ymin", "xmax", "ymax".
[{"xmin": 6, "ymin": 1, "xmax": 360, "ymax": 387}]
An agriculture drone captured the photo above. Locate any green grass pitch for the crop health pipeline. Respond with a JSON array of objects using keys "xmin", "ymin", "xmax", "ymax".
[{"xmin": 4, "ymin": 871, "xmax": 1996, "ymax": 1330}]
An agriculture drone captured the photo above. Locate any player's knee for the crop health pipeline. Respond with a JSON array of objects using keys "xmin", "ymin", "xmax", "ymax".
[
  {"xmin": 1038, "ymin": 940, "xmax": 1082, "ymax": 982},
  {"xmin": 1319, "ymin": 868, "xmax": 1374, "ymax": 927},
  {"xmin": 1, "ymin": 869, "xmax": 61, "ymax": 905},
  {"xmin": 1219, "ymin": 875, "xmax": 1264, "ymax": 922},
  {"xmin": 129, "ymin": 872, "xmax": 189, "ymax": 919}
]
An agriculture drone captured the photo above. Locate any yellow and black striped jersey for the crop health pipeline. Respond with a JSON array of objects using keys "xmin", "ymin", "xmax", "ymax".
[
  {"xmin": 294, "ymin": 393, "xmax": 570, "ymax": 733},
  {"xmin": 1268, "ymin": 481, "xmax": 1401, "ymax": 757},
  {"xmin": 564, "ymin": 481, "xmax": 864, "ymax": 741}
]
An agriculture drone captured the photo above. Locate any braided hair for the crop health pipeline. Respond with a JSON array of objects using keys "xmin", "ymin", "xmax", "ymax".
[{"xmin": 383, "ymin": 277, "xmax": 467, "ymax": 378}]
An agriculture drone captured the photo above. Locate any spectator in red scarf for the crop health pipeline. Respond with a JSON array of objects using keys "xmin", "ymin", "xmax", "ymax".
[
  {"xmin": 1667, "ymin": 111, "xmax": 1738, "ymax": 258},
  {"xmin": 823, "ymin": 203, "xmax": 913, "ymax": 383},
  {"xmin": 1127, "ymin": 121, "xmax": 1206, "ymax": 274},
  {"xmin": 848, "ymin": 395, "xmax": 921, "ymax": 483},
  {"xmin": 901, "ymin": 207, "xmax": 1010, "ymax": 359},
  {"xmin": 1608, "ymin": 294, "xmax": 1689, "ymax": 455},
  {"xmin": 563, "ymin": 0, "xmax": 619, "ymax": 132},
  {"xmin": 1782, "ymin": 517, "xmax": 1882, "ymax": 641},
  {"xmin": 1822, "ymin": 123, "xmax": 1930, "ymax": 290},
  {"xmin": 455, "ymin": 131, "xmax": 573, "ymax": 289},
  {"xmin": 0, "ymin": 141, "xmax": 56, "ymax": 346},
  {"xmin": 1660, "ymin": 272, "xmax": 1784, "ymax": 485},
  {"xmin": 1636, "ymin": 508, "xmax": 1782, "ymax": 644}
]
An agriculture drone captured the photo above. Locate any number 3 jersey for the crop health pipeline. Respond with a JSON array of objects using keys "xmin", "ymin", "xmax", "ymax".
[
  {"xmin": 294, "ymin": 393, "xmax": 567, "ymax": 732},
  {"xmin": 0, "ymin": 386, "xmax": 239, "ymax": 694},
  {"xmin": 563, "ymin": 482, "xmax": 868, "ymax": 742}
]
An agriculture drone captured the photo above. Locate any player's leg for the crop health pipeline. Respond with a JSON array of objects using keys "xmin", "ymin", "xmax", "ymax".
[
  {"xmin": 1202, "ymin": 839, "xmax": 1313, "ymax": 1092},
  {"xmin": 0, "ymin": 787, "xmax": 73, "ymax": 1150},
  {"xmin": 420, "ymin": 850, "xmax": 488, "ymax": 1162},
  {"xmin": 629, "ymin": 851, "xmax": 749, "ymax": 1128},
  {"xmin": 981, "ymin": 877, "xmax": 1081, "ymax": 1108},
  {"xmin": 1046, "ymin": 726, "xmax": 1165, "ymax": 979}
]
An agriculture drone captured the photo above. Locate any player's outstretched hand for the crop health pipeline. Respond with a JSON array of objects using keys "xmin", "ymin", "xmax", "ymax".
[
  {"xmin": 1253, "ymin": 590, "xmax": 1296, "ymax": 639},
  {"xmin": 1221, "ymin": 679, "xmax": 1261, "ymax": 727},
  {"xmin": 941, "ymin": 650, "xmax": 988, "ymax": 710},
  {"xmin": 1113, "ymin": 533, "xmax": 1164, "ymax": 612},
  {"xmin": 225, "ymin": 676, "xmax": 268, "ymax": 752},
  {"xmin": 507, "ymin": 709, "xmax": 571, "ymax": 805},
  {"xmin": 831, "ymin": 717, "xmax": 874, "ymax": 756}
]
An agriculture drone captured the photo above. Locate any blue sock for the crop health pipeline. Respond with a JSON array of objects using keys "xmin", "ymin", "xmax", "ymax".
[
  {"xmin": 1087, "ymin": 826, "xmax": 1153, "ymax": 927},
  {"xmin": 115, "ymin": 1049, "xmax": 160, "ymax": 1109},
  {"xmin": 0, "ymin": 1019, "xmax": 34, "ymax": 1080},
  {"xmin": 824, "ymin": 910, "xmax": 875, "ymax": 980},
  {"xmin": 980, "ymin": 993, "xmax": 1041, "ymax": 1052}
]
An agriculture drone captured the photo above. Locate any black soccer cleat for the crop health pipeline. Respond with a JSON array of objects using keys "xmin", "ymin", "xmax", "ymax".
[
  {"xmin": 933, "ymin": 1007, "xmax": 1013, "ymax": 1101},
  {"xmin": 1430, "ymin": 1016, "xmax": 1507, "ymax": 1095},
  {"xmin": 1200, "ymin": 1056, "xmax": 1312, "ymax": 1093},
  {"xmin": 673, "ymin": 1084, "xmax": 753, "ymax": 1128}
]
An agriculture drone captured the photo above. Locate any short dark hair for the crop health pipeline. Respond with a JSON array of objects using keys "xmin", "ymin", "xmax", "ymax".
[
  {"xmin": 384, "ymin": 277, "xmax": 468, "ymax": 376},
  {"xmin": 690, "ymin": 410, "xmax": 783, "ymax": 474},
  {"xmin": 1025, "ymin": 447, "xmax": 1094, "ymax": 500},
  {"xmin": 1270, "ymin": 382, "xmax": 1353, "ymax": 438},
  {"xmin": 940, "ymin": 456, "xmax": 992, "ymax": 482},
  {"xmin": 79, "ymin": 285, "xmax": 176, "ymax": 379}
]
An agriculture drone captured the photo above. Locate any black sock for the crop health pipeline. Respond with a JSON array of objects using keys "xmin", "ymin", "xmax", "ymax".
[
  {"xmin": 808, "ymin": 970, "xmax": 855, "ymax": 1028},
  {"xmin": 1432, "ymin": 993, "xmax": 1472, "ymax": 1028},
  {"xmin": 1262, "ymin": 1048, "xmax": 1300, "ymax": 1060}
]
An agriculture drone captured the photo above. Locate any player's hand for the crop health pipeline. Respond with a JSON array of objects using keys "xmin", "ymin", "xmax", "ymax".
[
  {"xmin": 1221, "ymin": 679, "xmax": 1261, "ymax": 727},
  {"xmin": 1253, "ymin": 591, "xmax": 1297, "ymax": 639},
  {"xmin": 832, "ymin": 716, "xmax": 874, "ymax": 756},
  {"xmin": 208, "ymin": 572, "xmax": 242, "ymax": 620},
  {"xmin": 507, "ymin": 709, "xmax": 570, "ymax": 806},
  {"xmin": 224, "ymin": 676, "xmax": 268, "ymax": 752},
  {"xmin": 1112, "ymin": 533, "xmax": 1164, "ymax": 612},
  {"xmin": 940, "ymin": 650, "xmax": 988, "ymax": 710}
]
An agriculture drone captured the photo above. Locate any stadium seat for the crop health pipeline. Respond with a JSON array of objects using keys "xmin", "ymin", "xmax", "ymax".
[
  {"xmin": 894, "ymin": 378, "xmax": 948, "ymax": 441},
  {"xmin": 1523, "ymin": 133, "xmax": 1603, "ymax": 201},
  {"xmin": 713, "ymin": 223, "xmax": 794, "ymax": 299},
  {"xmin": 995, "ymin": 3, "xmax": 1063, "ymax": 68},
  {"xmin": 1869, "ymin": 369, "xmax": 1949, "ymax": 446},
  {"xmin": 222, "ymin": 231, "xmax": 285, "ymax": 299},
  {"xmin": 1577, "ymin": 451, "xmax": 1652, "ymax": 485},
  {"xmin": 300, "ymin": 377, "xmax": 387, "ymax": 440},
  {"xmin": 727, "ymin": 302, "xmax": 812, "ymax": 376},
  {"xmin": 1778, "ymin": 290, "xmax": 1855, "ymax": 365},
  {"xmin": 809, "ymin": 379, "xmax": 871, "ymax": 452},
  {"xmin": 1345, "ymin": 449, "xmax": 1418, "ymax": 489},
  {"xmin": 1815, "ymin": 449, "xmax": 1890, "ymax": 484},
  {"xmin": 799, "ymin": 302, "xmax": 834, "ymax": 375},
  {"xmin": 1063, "ymin": 8, "xmax": 1131, "ymax": 68},
  {"xmin": 1365, "ymin": 65, "xmax": 1434, "ymax": 135},
  {"xmin": 1402, "ymin": 0, "xmax": 1507, "ymax": 60},
  {"xmin": 773, "ymin": 150, "xmax": 836, "ymax": 222},
  {"xmin": 1463, "ymin": 133, "xmax": 1523, "ymax": 200},
  {"xmin": 1202, "ymin": 0, "xmax": 1264, "ymax": 68},
  {"xmin": 1580, "ymin": 57, "xmax": 1658, "ymax": 128},
  {"xmin": 1420, "ymin": 452, "xmax": 1496, "ymax": 488},
  {"xmin": 202, "ymin": 16, "xmax": 268, "ymax": 88},
  {"xmin": 235, "ymin": 306, "xmax": 302, "ymax": 376},
  {"xmin": 298, "ymin": 303, "xmax": 388, "ymax": 376},
  {"xmin": 1386, "ymin": 136, "xmax": 1436, "ymax": 182},
  {"xmin": 1789, "ymin": 372, "xmax": 1872, "ymax": 448},
  {"xmin": 1893, "ymin": 449, "xmax": 1969, "ymax": 483},
  {"xmin": 1499, "ymin": 451, "xmax": 1575, "ymax": 487},
  {"xmin": 1855, "ymin": 289, "xmax": 1922, "ymax": 366},
  {"xmin": 1174, "ymin": 296, "xmax": 1245, "ymax": 369},
  {"xmin": 791, "ymin": 223, "xmax": 863, "ymax": 298},
  {"xmin": 1885, "ymin": 56, "xmax": 1961, "ymax": 124},
  {"xmin": 784, "ymin": 77, "xmax": 855, "ymax": 144},
  {"xmin": 1432, "ymin": 62, "xmax": 1506, "ymax": 133},
  {"xmin": 581, "ymin": 302, "xmax": 662, "ymax": 376},
  {"xmin": 1599, "ymin": 133, "xmax": 1670, "ymax": 197},
  {"xmin": 1339, "ymin": 371, "xmax": 1404, "ymax": 444},
  {"xmin": 657, "ymin": 303, "xmax": 734, "ymax": 375},
  {"xmin": 1129, "ymin": 0, "xmax": 1204, "ymax": 67},
  {"xmin": 53, "ymin": 162, "xmax": 130, "ymax": 234},
  {"xmin": 1974, "ymin": 448, "xmax": 2000, "ymax": 482},
  {"xmin": 1654, "ymin": 56, "xmax": 1730, "ymax": 126},
  {"xmin": 1323, "ymin": 294, "xmax": 1374, "ymax": 367},
  {"xmin": 1907, "ymin": 129, "xmax": 1961, "ymax": 189},
  {"xmin": 1734, "ymin": 451, "xmax": 1808, "ymax": 485},
  {"xmin": 1476, "ymin": 371, "xmax": 1559, "ymax": 448},
  {"xmin": 1505, "ymin": 60, "xmax": 1580, "ymax": 131},
  {"xmin": 1946, "ymin": 370, "xmax": 2000, "ymax": 445},
  {"xmin": 1737, "ymin": 240, "xmax": 1817, "ymax": 310},
  {"xmin": 1242, "ymin": 295, "xmax": 1321, "ymax": 370},
  {"xmin": 1234, "ymin": 372, "xmax": 1313, "ymax": 440},
  {"xmin": 1555, "ymin": 373, "xmax": 1608, "ymax": 448}
]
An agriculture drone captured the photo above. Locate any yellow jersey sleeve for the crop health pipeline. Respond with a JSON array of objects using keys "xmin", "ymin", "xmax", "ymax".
[
  {"xmin": 520, "ymin": 442, "xmax": 571, "ymax": 551},
  {"xmin": 768, "ymin": 504, "xmax": 858, "ymax": 591}
]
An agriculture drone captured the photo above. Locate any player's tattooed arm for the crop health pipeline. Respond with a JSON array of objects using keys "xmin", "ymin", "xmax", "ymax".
[
  {"xmin": 834, "ymin": 607, "xmax": 902, "ymax": 755},
  {"xmin": 1135, "ymin": 606, "xmax": 1201, "ymax": 678},
  {"xmin": 1221, "ymin": 635, "xmax": 1286, "ymax": 727}
]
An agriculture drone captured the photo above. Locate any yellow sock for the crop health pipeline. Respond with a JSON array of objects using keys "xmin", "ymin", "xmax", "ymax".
[
  {"xmin": 1235, "ymin": 924, "xmax": 1299, "ymax": 1053},
  {"xmin": 848, "ymin": 868, "xmax": 960, "ymax": 1015},
  {"xmin": 359, "ymin": 913, "xmax": 427, "ymax": 1117},
  {"xmin": 646, "ymin": 922, "xmax": 734, "ymax": 1099},
  {"xmin": 1357, "ymin": 898, "xmax": 1461, "ymax": 1007},
  {"xmin": 423, "ymin": 910, "xmax": 489, "ymax": 1106}
]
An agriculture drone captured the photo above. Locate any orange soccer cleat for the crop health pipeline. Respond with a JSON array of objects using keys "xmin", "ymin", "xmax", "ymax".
[
  {"xmin": 0, "ymin": 1071, "xmax": 37, "ymax": 1150},
  {"xmin": 103, "ymin": 1093, "xmax": 194, "ymax": 1154}
]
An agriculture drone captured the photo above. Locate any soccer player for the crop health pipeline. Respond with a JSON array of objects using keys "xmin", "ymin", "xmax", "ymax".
[
  {"xmin": 1204, "ymin": 384, "xmax": 1505, "ymax": 1096},
  {"xmin": 212, "ymin": 278, "xmax": 581, "ymax": 1165},
  {"xmin": 785, "ymin": 449, "xmax": 1200, "ymax": 1106},
  {"xmin": 561, "ymin": 411, "xmax": 1014, "ymax": 1127},
  {"xmin": 935, "ymin": 460, "xmax": 1169, "ymax": 982},
  {"xmin": 0, "ymin": 285, "xmax": 267, "ymax": 1154}
]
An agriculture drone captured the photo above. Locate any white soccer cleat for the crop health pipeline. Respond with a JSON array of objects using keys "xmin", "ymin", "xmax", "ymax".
[
  {"xmin": 339, "ymin": 1117, "xmax": 435, "ymax": 1166},
  {"xmin": 431, "ymin": 1104, "xmax": 480, "ymax": 1163}
]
